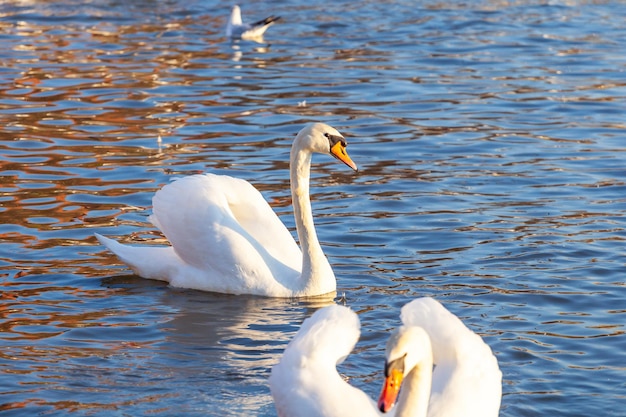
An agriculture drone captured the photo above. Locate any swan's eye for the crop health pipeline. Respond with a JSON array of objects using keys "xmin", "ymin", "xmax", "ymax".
[
  {"xmin": 384, "ymin": 354, "xmax": 406, "ymax": 377},
  {"xmin": 325, "ymin": 133, "xmax": 347, "ymax": 148}
]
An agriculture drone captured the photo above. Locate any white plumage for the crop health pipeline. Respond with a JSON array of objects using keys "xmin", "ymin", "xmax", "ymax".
[
  {"xmin": 270, "ymin": 297, "xmax": 502, "ymax": 417},
  {"xmin": 96, "ymin": 123, "xmax": 357, "ymax": 297},
  {"xmin": 226, "ymin": 5, "xmax": 281, "ymax": 40}
]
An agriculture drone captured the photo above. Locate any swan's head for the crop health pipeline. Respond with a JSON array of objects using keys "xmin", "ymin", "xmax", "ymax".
[
  {"xmin": 295, "ymin": 123, "xmax": 358, "ymax": 171},
  {"xmin": 378, "ymin": 326, "xmax": 433, "ymax": 413}
]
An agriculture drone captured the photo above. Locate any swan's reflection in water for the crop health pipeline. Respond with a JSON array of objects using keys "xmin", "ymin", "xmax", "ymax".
[{"xmin": 109, "ymin": 278, "xmax": 336, "ymax": 415}]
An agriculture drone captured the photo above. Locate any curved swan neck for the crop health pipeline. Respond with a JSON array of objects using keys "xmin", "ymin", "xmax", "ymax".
[
  {"xmin": 395, "ymin": 361, "xmax": 432, "ymax": 417},
  {"xmin": 290, "ymin": 136, "xmax": 335, "ymax": 295},
  {"xmin": 391, "ymin": 329, "xmax": 434, "ymax": 417},
  {"xmin": 395, "ymin": 362, "xmax": 432, "ymax": 417}
]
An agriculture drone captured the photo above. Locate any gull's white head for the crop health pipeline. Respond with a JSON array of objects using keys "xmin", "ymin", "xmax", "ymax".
[{"xmin": 230, "ymin": 5, "xmax": 242, "ymax": 25}]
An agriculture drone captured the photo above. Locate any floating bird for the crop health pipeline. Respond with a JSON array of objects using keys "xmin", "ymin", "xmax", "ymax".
[
  {"xmin": 96, "ymin": 123, "xmax": 357, "ymax": 297},
  {"xmin": 270, "ymin": 297, "xmax": 502, "ymax": 417},
  {"xmin": 226, "ymin": 5, "xmax": 281, "ymax": 40}
]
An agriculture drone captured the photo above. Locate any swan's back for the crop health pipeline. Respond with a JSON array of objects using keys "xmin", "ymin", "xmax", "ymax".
[
  {"xmin": 270, "ymin": 305, "xmax": 379, "ymax": 417},
  {"xmin": 146, "ymin": 174, "xmax": 302, "ymax": 294},
  {"xmin": 400, "ymin": 298, "xmax": 502, "ymax": 417},
  {"xmin": 152, "ymin": 174, "xmax": 301, "ymax": 271}
]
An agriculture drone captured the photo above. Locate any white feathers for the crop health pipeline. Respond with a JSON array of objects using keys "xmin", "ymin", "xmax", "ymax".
[
  {"xmin": 226, "ymin": 5, "xmax": 281, "ymax": 40},
  {"xmin": 96, "ymin": 123, "xmax": 356, "ymax": 297},
  {"xmin": 270, "ymin": 298, "xmax": 502, "ymax": 417}
]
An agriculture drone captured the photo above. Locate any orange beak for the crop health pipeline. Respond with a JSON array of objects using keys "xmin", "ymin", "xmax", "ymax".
[
  {"xmin": 378, "ymin": 368, "xmax": 404, "ymax": 413},
  {"xmin": 330, "ymin": 141, "xmax": 358, "ymax": 171}
]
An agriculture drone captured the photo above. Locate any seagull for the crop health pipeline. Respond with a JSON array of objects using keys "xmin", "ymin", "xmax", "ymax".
[{"xmin": 226, "ymin": 5, "xmax": 281, "ymax": 40}]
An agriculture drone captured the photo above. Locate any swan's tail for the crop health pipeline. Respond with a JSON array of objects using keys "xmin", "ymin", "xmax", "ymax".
[{"xmin": 95, "ymin": 233, "xmax": 181, "ymax": 283}]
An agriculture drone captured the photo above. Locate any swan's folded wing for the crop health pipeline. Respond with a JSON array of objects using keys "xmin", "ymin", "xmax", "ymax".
[
  {"xmin": 281, "ymin": 304, "xmax": 360, "ymax": 365},
  {"xmin": 270, "ymin": 305, "xmax": 380, "ymax": 417},
  {"xmin": 400, "ymin": 298, "xmax": 502, "ymax": 417},
  {"xmin": 150, "ymin": 174, "xmax": 302, "ymax": 277}
]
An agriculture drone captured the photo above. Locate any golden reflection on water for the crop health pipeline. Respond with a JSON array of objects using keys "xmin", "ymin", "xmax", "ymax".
[{"xmin": 1, "ymin": 2, "xmax": 625, "ymax": 416}]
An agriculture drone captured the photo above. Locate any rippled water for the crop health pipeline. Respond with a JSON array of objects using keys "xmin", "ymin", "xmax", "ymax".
[{"xmin": 1, "ymin": 0, "xmax": 625, "ymax": 415}]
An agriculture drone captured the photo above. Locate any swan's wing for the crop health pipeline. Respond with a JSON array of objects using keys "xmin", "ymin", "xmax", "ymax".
[
  {"xmin": 400, "ymin": 298, "xmax": 502, "ymax": 417},
  {"xmin": 150, "ymin": 174, "xmax": 301, "ymax": 286},
  {"xmin": 270, "ymin": 305, "xmax": 380, "ymax": 417},
  {"xmin": 278, "ymin": 305, "xmax": 360, "ymax": 366}
]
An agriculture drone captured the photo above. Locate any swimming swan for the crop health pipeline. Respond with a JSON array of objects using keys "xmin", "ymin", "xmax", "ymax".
[
  {"xmin": 270, "ymin": 297, "xmax": 502, "ymax": 417},
  {"xmin": 96, "ymin": 123, "xmax": 357, "ymax": 297}
]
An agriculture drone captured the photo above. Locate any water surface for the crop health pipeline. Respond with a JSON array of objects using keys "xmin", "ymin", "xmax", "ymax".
[{"xmin": 1, "ymin": 0, "xmax": 625, "ymax": 416}]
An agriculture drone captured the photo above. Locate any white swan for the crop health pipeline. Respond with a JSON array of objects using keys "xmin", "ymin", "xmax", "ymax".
[
  {"xmin": 270, "ymin": 297, "xmax": 502, "ymax": 417},
  {"xmin": 226, "ymin": 5, "xmax": 281, "ymax": 40},
  {"xmin": 96, "ymin": 123, "xmax": 357, "ymax": 297}
]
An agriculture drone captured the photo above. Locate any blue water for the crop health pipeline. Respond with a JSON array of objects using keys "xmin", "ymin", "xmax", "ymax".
[{"xmin": 0, "ymin": 0, "xmax": 625, "ymax": 415}]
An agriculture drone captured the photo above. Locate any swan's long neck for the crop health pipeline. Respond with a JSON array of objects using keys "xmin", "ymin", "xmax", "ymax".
[
  {"xmin": 395, "ymin": 351, "xmax": 433, "ymax": 417},
  {"xmin": 290, "ymin": 139, "xmax": 335, "ymax": 295}
]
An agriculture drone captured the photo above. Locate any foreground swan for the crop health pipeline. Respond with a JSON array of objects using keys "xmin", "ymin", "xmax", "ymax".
[
  {"xmin": 226, "ymin": 5, "xmax": 281, "ymax": 40},
  {"xmin": 270, "ymin": 298, "xmax": 502, "ymax": 417},
  {"xmin": 96, "ymin": 123, "xmax": 357, "ymax": 297}
]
